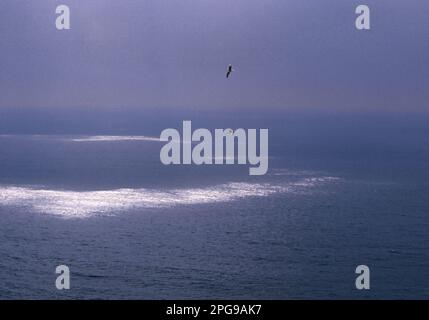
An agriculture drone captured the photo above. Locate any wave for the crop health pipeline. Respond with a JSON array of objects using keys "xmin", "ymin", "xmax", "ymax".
[
  {"xmin": 0, "ymin": 134, "xmax": 161, "ymax": 142},
  {"xmin": 67, "ymin": 135, "xmax": 160, "ymax": 142},
  {"xmin": 0, "ymin": 177, "xmax": 340, "ymax": 219},
  {"xmin": 269, "ymin": 169, "xmax": 320, "ymax": 176}
]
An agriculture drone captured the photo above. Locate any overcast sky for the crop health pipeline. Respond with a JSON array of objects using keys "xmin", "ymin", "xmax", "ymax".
[{"xmin": 0, "ymin": 0, "xmax": 428, "ymax": 114}]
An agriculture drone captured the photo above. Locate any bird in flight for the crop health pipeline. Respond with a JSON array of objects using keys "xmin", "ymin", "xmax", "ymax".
[{"xmin": 226, "ymin": 64, "xmax": 234, "ymax": 78}]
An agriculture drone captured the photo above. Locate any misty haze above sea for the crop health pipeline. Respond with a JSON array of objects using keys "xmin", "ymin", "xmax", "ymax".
[{"xmin": 0, "ymin": 112, "xmax": 428, "ymax": 299}]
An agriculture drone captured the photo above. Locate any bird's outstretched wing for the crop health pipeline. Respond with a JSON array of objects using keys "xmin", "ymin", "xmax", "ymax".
[{"xmin": 226, "ymin": 70, "xmax": 231, "ymax": 78}]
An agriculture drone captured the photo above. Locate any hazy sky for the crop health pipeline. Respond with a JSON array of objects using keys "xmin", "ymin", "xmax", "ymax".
[{"xmin": 0, "ymin": 0, "xmax": 428, "ymax": 113}]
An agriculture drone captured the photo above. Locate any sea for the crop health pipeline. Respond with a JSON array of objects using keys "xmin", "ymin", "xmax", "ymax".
[{"xmin": 0, "ymin": 111, "xmax": 428, "ymax": 299}]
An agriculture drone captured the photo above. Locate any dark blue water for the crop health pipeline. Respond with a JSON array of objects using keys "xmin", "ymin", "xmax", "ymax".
[{"xmin": 0, "ymin": 113, "xmax": 428, "ymax": 299}]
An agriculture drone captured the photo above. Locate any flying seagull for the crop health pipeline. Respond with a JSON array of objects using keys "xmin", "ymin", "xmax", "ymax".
[{"xmin": 226, "ymin": 64, "xmax": 234, "ymax": 78}]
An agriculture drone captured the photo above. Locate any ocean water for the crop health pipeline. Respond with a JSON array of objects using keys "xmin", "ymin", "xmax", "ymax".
[{"xmin": 0, "ymin": 114, "xmax": 429, "ymax": 299}]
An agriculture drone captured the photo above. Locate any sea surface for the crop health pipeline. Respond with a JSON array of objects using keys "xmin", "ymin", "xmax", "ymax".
[{"xmin": 0, "ymin": 113, "xmax": 428, "ymax": 299}]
